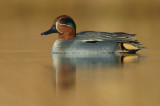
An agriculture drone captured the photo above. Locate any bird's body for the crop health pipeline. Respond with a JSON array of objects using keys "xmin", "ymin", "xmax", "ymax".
[
  {"xmin": 53, "ymin": 31, "xmax": 143, "ymax": 54},
  {"xmin": 41, "ymin": 15, "xmax": 146, "ymax": 54}
]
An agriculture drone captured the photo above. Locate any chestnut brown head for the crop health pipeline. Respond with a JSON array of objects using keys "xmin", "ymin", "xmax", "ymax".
[{"xmin": 41, "ymin": 15, "xmax": 76, "ymax": 39}]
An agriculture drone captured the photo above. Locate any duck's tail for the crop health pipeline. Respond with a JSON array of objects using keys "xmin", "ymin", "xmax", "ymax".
[{"xmin": 118, "ymin": 41, "xmax": 147, "ymax": 53}]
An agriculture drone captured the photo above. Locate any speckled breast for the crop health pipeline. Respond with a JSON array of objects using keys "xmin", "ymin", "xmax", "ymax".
[{"xmin": 52, "ymin": 38, "xmax": 121, "ymax": 54}]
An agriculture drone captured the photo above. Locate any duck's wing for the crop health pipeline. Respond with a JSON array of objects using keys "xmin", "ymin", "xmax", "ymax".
[
  {"xmin": 76, "ymin": 31, "xmax": 146, "ymax": 53},
  {"xmin": 77, "ymin": 31, "xmax": 136, "ymax": 41}
]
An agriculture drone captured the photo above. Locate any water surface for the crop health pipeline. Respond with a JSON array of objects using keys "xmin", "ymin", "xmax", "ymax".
[{"xmin": 0, "ymin": 0, "xmax": 160, "ymax": 106}]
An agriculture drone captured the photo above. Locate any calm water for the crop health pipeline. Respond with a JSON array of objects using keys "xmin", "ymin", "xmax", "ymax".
[{"xmin": 0, "ymin": 0, "xmax": 160, "ymax": 106}]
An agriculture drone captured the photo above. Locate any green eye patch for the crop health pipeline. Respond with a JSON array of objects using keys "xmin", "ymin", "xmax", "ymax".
[{"xmin": 59, "ymin": 18, "xmax": 76, "ymax": 29}]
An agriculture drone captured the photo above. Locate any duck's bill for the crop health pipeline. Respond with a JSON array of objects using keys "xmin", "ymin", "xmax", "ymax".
[{"xmin": 41, "ymin": 25, "xmax": 58, "ymax": 35}]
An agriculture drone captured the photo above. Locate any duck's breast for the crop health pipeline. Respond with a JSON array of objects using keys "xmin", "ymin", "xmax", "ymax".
[{"xmin": 52, "ymin": 38, "xmax": 121, "ymax": 54}]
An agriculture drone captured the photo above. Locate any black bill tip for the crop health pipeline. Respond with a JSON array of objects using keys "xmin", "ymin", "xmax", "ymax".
[{"xmin": 41, "ymin": 32, "xmax": 48, "ymax": 36}]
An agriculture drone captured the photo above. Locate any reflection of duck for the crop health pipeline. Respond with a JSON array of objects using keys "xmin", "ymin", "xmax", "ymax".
[
  {"xmin": 53, "ymin": 53, "xmax": 140, "ymax": 69},
  {"xmin": 53, "ymin": 53, "xmax": 140, "ymax": 90},
  {"xmin": 41, "ymin": 15, "xmax": 146, "ymax": 54},
  {"xmin": 53, "ymin": 54, "xmax": 76, "ymax": 90}
]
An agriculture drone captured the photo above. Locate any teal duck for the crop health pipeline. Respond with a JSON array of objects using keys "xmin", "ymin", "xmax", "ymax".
[{"xmin": 41, "ymin": 15, "xmax": 146, "ymax": 54}]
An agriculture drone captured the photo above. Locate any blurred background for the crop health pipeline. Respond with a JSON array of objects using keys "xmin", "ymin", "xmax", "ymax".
[
  {"xmin": 0, "ymin": 0, "xmax": 160, "ymax": 52},
  {"xmin": 0, "ymin": 0, "xmax": 160, "ymax": 106}
]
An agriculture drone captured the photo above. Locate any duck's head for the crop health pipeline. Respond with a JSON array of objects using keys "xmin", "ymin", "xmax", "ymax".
[{"xmin": 41, "ymin": 15, "xmax": 76, "ymax": 39}]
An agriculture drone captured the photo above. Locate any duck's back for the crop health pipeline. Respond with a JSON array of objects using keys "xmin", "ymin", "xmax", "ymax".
[{"xmin": 52, "ymin": 31, "xmax": 145, "ymax": 54}]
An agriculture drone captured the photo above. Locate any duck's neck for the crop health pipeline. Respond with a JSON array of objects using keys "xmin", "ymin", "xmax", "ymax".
[
  {"xmin": 59, "ymin": 34, "xmax": 75, "ymax": 39},
  {"xmin": 58, "ymin": 29, "xmax": 76, "ymax": 39}
]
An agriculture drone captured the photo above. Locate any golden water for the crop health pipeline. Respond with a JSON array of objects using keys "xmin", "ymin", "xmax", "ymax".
[{"xmin": 0, "ymin": 0, "xmax": 160, "ymax": 106}]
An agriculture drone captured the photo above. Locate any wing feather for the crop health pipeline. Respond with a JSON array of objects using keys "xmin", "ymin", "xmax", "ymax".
[{"xmin": 76, "ymin": 31, "xmax": 146, "ymax": 51}]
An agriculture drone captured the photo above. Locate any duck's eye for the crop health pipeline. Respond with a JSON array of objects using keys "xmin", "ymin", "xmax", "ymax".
[{"xmin": 59, "ymin": 18, "xmax": 76, "ymax": 29}]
